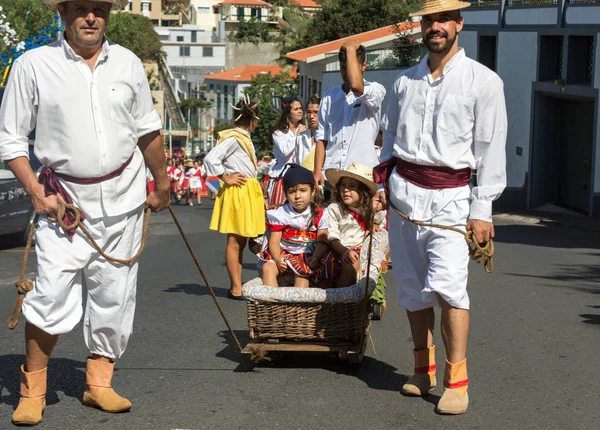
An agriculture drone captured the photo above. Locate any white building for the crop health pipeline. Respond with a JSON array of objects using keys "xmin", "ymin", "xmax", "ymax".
[
  {"xmin": 191, "ymin": 0, "xmax": 222, "ymax": 31},
  {"xmin": 204, "ymin": 65, "xmax": 297, "ymax": 123},
  {"xmin": 289, "ymin": 0, "xmax": 322, "ymax": 16},
  {"xmin": 285, "ymin": 22, "xmax": 421, "ymax": 106},
  {"xmin": 290, "ymin": 5, "xmax": 600, "ymax": 218},
  {"xmin": 213, "ymin": 0, "xmax": 280, "ymax": 32}
]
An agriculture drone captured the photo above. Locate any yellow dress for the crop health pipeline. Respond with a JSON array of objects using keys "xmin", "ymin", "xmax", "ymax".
[{"xmin": 209, "ymin": 129, "xmax": 265, "ymax": 237}]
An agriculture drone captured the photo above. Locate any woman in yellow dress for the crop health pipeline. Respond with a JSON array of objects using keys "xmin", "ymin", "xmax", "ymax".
[{"xmin": 203, "ymin": 97, "xmax": 265, "ymax": 299}]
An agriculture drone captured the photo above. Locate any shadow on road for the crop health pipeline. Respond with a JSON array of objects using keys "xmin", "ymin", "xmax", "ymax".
[
  {"xmin": 504, "ymin": 264, "xmax": 600, "ymax": 294},
  {"xmin": 493, "ymin": 224, "xmax": 600, "ymax": 249},
  {"xmin": 163, "ymin": 283, "xmax": 230, "ymax": 298},
  {"xmin": 581, "ymin": 305, "xmax": 600, "ymax": 326},
  {"xmin": 0, "ymin": 355, "xmax": 86, "ymax": 408}
]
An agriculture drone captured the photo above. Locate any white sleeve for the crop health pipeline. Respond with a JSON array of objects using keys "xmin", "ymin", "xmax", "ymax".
[
  {"xmin": 203, "ymin": 137, "xmax": 238, "ymax": 177},
  {"xmin": 272, "ymin": 130, "xmax": 297, "ymax": 157},
  {"xmin": 357, "ymin": 81, "xmax": 386, "ymax": 114},
  {"xmin": 131, "ymin": 60, "xmax": 162, "ymax": 138},
  {"xmin": 326, "ymin": 203, "xmax": 342, "ymax": 242},
  {"xmin": 0, "ymin": 59, "xmax": 37, "ymax": 161},
  {"xmin": 380, "ymin": 77, "xmax": 401, "ymax": 163},
  {"xmin": 470, "ymin": 75, "xmax": 508, "ymax": 222},
  {"xmin": 314, "ymin": 95, "xmax": 329, "ymax": 142}
]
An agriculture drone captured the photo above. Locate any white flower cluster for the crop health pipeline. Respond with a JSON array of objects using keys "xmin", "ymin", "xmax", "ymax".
[{"xmin": 0, "ymin": 5, "xmax": 23, "ymax": 51}]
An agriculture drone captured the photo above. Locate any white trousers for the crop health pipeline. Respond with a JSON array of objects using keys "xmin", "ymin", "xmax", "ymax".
[
  {"xmin": 388, "ymin": 199, "xmax": 470, "ymax": 312},
  {"xmin": 22, "ymin": 205, "xmax": 144, "ymax": 360}
]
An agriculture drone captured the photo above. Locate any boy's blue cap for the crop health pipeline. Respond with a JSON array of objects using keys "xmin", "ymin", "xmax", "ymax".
[{"xmin": 283, "ymin": 164, "xmax": 315, "ymax": 190}]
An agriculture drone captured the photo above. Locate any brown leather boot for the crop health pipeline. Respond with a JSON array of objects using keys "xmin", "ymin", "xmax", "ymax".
[
  {"xmin": 12, "ymin": 365, "xmax": 47, "ymax": 426},
  {"xmin": 436, "ymin": 358, "xmax": 469, "ymax": 415},
  {"xmin": 82, "ymin": 358, "xmax": 132, "ymax": 413},
  {"xmin": 401, "ymin": 345, "xmax": 437, "ymax": 396}
]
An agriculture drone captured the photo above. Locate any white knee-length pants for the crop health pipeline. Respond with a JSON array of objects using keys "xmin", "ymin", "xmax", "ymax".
[
  {"xmin": 22, "ymin": 205, "xmax": 144, "ymax": 360},
  {"xmin": 389, "ymin": 199, "xmax": 471, "ymax": 312}
]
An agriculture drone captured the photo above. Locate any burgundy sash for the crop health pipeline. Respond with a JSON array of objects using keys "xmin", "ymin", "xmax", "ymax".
[
  {"xmin": 38, "ymin": 154, "xmax": 134, "ymax": 237},
  {"xmin": 373, "ymin": 157, "xmax": 471, "ymax": 195}
]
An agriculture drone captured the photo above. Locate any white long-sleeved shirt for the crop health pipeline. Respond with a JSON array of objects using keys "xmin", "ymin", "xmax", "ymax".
[
  {"xmin": 0, "ymin": 35, "xmax": 162, "ymax": 218},
  {"xmin": 270, "ymin": 129, "xmax": 299, "ymax": 177},
  {"xmin": 316, "ymin": 80, "xmax": 386, "ymax": 172},
  {"xmin": 203, "ymin": 128, "xmax": 257, "ymax": 178},
  {"xmin": 380, "ymin": 49, "xmax": 507, "ymax": 222}
]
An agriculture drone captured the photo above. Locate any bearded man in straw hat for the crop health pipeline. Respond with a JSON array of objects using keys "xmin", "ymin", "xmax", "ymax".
[
  {"xmin": 0, "ymin": 0, "xmax": 170, "ymax": 425},
  {"xmin": 373, "ymin": 0, "xmax": 507, "ymax": 415}
]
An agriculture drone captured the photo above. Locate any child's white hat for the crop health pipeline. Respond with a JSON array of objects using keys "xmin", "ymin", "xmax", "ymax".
[{"xmin": 325, "ymin": 163, "xmax": 379, "ymax": 196}]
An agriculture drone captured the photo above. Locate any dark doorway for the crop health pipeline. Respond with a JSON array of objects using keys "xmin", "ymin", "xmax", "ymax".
[{"xmin": 530, "ymin": 92, "xmax": 595, "ymax": 214}]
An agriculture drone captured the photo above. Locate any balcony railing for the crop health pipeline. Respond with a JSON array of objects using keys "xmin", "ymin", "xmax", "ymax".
[
  {"xmin": 506, "ymin": 0, "xmax": 558, "ymax": 5},
  {"xmin": 567, "ymin": 0, "xmax": 600, "ymax": 3},
  {"xmin": 467, "ymin": 0, "xmax": 500, "ymax": 7}
]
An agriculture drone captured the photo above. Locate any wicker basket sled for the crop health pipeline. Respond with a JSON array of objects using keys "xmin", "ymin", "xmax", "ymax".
[{"xmin": 241, "ymin": 231, "xmax": 388, "ymax": 366}]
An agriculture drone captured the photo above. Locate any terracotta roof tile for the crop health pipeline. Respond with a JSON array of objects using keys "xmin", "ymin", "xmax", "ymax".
[
  {"xmin": 285, "ymin": 22, "xmax": 420, "ymax": 63},
  {"xmin": 204, "ymin": 65, "xmax": 298, "ymax": 82},
  {"xmin": 290, "ymin": 0, "xmax": 322, "ymax": 7}
]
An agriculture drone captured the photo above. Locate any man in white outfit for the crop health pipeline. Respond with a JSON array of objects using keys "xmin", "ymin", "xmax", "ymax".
[
  {"xmin": 312, "ymin": 40, "xmax": 386, "ymax": 185},
  {"xmin": 0, "ymin": 0, "xmax": 170, "ymax": 425},
  {"xmin": 374, "ymin": 0, "xmax": 507, "ymax": 415}
]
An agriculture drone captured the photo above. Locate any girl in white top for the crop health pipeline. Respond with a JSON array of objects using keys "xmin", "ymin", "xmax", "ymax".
[
  {"xmin": 325, "ymin": 163, "xmax": 386, "ymax": 289},
  {"xmin": 267, "ymin": 98, "xmax": 307, "ymax": 207},
  {"xmin": 203, "ymin": 97, "xmax": 265, "ymax": 300},
  {"xmin": 296, "ymin": 94, "xmax": 321, "ymax": 171},
  {"xmin": 258, "ymin": 165, "xmax": 329, "ymax": 288},
  {"xmin": 187, "ymin": 160, "xmax": 204, "ymax": 206}
]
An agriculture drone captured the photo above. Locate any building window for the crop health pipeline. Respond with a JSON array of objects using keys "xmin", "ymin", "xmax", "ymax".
[
  {"xmin": 237, "ymin": 7, "xmax": 245, "ymax": 21},
  {"xmin": 159, "ymin": 35, "xmax": 168, "ymax": 41},
  {"xmin": 299, "ymin": 74, "xmax": 304, "ymax": 97},
  {"xmin": 251, "ymin": 8, "xmax": 262, "ymax": 20},
  {"xmin": 177, "ymin": 36, "xmax": 184, "ymax": 42},
  {"xmin": 141, "ymin": 1, "xmax": 151, "ymax": 12},
  {"xmin": 197, "ymin": 6, "xmax": 211, "ymax": 14},
  {"xmin": 179, "ymin": 46, "xmax": 190, "ymax": 57},
  {"xmin": 317, "ymin": 81, "xmax": 321, "ymax": 96},
  {"xmin": 191, "ymin": 31, "xmax": 197, "ymax": 43},
  {"xmin": 203, "ymin": 47, "xmax": 214, "ymax": 57}
]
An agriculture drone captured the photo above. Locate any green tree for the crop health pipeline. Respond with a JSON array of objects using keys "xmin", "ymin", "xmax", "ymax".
[
  {"xmin": 277, "ymin": 6, "xmax": 312, "ymax": 56},
  {"xmin": 229, "ymin": 18, "xmax": 273, "ymax": 44},
  {"xmin": 283, "ymin": 0, "xmax": 420, "ymax": 53},
  {"xmin": 242, "ymin": 70, "xmax": 297, "ymax": 154},
  {"xmin": 0, "ymin": 0, "xmax": 57, "ymax": 54},
  {"xmin": 105, "ymin": 12, "xmax": 163, "ymax": 62}
]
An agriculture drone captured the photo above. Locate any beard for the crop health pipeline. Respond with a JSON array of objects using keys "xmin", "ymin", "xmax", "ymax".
[{"xmin": 425, "ymin": 30, "xmax": 457, "ymax": 54}]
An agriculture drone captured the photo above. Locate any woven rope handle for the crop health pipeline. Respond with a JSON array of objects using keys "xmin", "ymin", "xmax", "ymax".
[
  {"xmin": 7, "ymin": 203, "xmax": 151, "ymax": 330},
  {"xmin": 390, "ymin": 203, "xmax": 495, "ymax": 273}
]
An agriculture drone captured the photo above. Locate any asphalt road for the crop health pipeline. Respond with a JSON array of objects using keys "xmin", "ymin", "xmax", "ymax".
[{"xmin": 1, "ymin": 203, "xmax": 599, "ymax": 430}]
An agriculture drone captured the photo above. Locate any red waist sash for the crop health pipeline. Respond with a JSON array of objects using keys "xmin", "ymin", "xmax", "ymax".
[
  {"xmin": 373, "ymin": 157, "xmax": 471, "ymax": 195},
  {"xmin": 38, "ymin": 153, "xmax": 135, "ymax": 237}
]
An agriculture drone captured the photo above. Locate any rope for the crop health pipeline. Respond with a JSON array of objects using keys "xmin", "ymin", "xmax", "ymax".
[
  {"xmin": 358, "ymin": 211, "xmax": 377, "ymax": 355},
  {"xmin": 7, "ymin": 202, "xmax": 151, "ymax": 329},
  {"xmin": 390, "ymin": 202, "xmax": 495, "ymax": 273},
  {"xmin": 167, "ymin": 206, "xmax": 243, "ymax": 354}
]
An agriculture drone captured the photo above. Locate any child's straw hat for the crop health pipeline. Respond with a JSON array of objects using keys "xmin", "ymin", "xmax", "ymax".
[{"xmin": 326, "ymin": 163, "xmax": 379, "ymax": 196}]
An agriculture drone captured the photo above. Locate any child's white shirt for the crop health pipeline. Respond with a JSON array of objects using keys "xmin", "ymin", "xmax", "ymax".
[{"xmin": 266, "ymin": 203, "xmax": 329, "ymax": 254}]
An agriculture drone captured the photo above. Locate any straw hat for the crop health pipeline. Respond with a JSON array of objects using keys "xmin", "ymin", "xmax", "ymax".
[
  {"xmin": 43, "ymin": 0, "xmax": 129, "ymax": 10},
  {"xmin": 325, "ymin": 163, "xmax": 379, "ymax": 196},
  {"xmin": 409, "ymin": 0, "xmax": 471, "ymax": 17}
]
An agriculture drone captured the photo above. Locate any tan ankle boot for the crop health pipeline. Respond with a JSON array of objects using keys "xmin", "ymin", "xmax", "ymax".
[
  {"xmin": 436, "ymin": 358, "xmax": 469, "ymax": 415},
  {"xmin": 82, "ymin": 358, "xmax": 132, "ymax": 413},
  {"xmin": 12, "ymin": 365, "xmax": 47, "ymax": 426},
  {"xmin": 401, "ymin": 345, "xmax": 437, "ymax": 396}
]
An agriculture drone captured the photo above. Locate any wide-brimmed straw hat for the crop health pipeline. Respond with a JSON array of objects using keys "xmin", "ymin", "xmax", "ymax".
[
  {"xmin": 43, "ymin": 0, "xmax": 129, "ymax": 10},
  {"xmin": 326, "ymin": 163, "xmax": 379, "ymax": 196},
  {"xmin": 409, "ymin": 0, "xmax": 471, "ymax": 17}
]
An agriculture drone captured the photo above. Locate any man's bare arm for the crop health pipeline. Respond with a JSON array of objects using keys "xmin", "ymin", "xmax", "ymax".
[{"xmin": 138, "ymin": 130, "xmax": 170, "ymax": 212}]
